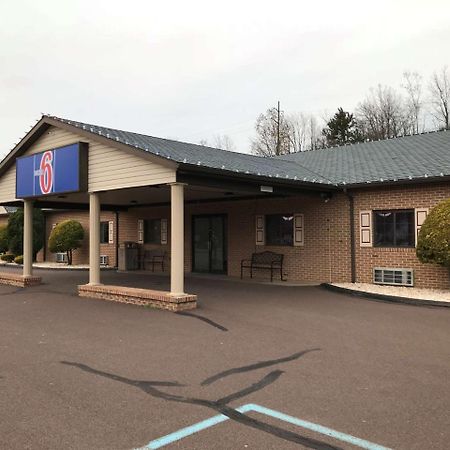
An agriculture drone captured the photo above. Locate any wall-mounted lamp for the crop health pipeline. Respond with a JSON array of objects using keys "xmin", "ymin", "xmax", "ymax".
[{"xmin": 320, "ymin": 192, "xmax": 333, "ymax": 203}]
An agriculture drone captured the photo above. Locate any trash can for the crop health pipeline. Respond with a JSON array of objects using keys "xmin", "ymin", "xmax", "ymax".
[{"xmin": 118, "ymin": 241, "xmax": 140, "ymax": 270}]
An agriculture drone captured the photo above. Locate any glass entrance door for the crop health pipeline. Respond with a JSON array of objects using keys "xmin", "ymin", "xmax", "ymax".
[{"xmin": 192, "ymin": 215, "xmax": 227, "ymax": 273}]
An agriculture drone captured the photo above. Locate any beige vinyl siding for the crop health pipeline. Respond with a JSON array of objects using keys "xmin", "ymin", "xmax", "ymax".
[
  {"xmin": 0, "ymin": 167, "xmax": 17, "ymax": 203},
  {"xmin": 0, "ymin": 126, "xmax": 176, "ymax": 202}
]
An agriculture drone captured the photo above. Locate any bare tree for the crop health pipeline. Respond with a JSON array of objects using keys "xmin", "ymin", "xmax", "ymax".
[
  {"xmin": 402, "ymin": 71, "xmax": 423, "ymax": 134},
  {"xmin": 251, "ymin": 107, "xmax": 292, "ymax": 156},
  {"xmin": 308, "ymin": 115, "xmax": 324, "ymax": 150},
  {"xmin": 429, "ymin": 66, "xmax": 450, "ymax": 130},
  {"xmin": 198, "ymin": 135, "xmax": 236, "ymax": 151},
  {"xmin": 212, "ymin": 134, "xmax": 236, "ymax": 151},
  {"xmin": 286, "ymin": 113, "xmax": 324, "ymax": 151},
  {"xmin": 286, "ymin": 113, "xmax": 308, "ymax": 152},
  {"xmin": 356, "ymin": 84, "xmax": 411, "ymax": 140}
]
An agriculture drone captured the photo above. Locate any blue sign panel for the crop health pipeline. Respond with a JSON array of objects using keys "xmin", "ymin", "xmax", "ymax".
[{"xmin": 16, "ymin": 143, "xmax": 88, "ymax": 198}]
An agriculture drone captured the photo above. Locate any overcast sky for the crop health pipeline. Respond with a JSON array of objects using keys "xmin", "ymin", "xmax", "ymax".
[{"xmin": 1, "ymin": 0, "xmax": 450, "ymax": 158}]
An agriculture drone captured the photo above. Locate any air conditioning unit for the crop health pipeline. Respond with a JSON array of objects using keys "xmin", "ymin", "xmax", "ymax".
[
  {"xmin": 100, "ymin": 255, "xmax": 109, "ymax": 266},
  {"xmin": 56, "ymin": 252, "xmax": 67, "ymax": 263},
  {"xmin": 373, "ymin": 268, "xmax": 414, "ymax": 287}
]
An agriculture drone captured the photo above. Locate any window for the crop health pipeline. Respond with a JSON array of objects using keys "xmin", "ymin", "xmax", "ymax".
[
  {"xmin": 144, "ymin": 219, "xmax": 161, "ymax": 244},
  {"xmin": 265, "ymin": 214, "xmax": 293, "ymax": 246},
  {"xmin": 100, "ymin": 222, "xmax": 109, "ymax": 244},
  {"xmin": 373, "ymin": 210, "xmax": 414, "ymax": 247}
]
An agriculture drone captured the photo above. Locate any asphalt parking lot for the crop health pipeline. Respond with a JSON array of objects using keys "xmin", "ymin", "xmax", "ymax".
[{"xmin": 1, "ymin": 268, "xmax": 449, "ymax": 449}]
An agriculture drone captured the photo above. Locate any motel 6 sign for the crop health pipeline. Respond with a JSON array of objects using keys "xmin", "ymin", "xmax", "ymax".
[
  {"xmin": 16, "ymin": 143, "xmax": 88, "ymax": 199},
  {"xmin": 36, "ymin": 150, "xmax": 54, "ymax": 194}
]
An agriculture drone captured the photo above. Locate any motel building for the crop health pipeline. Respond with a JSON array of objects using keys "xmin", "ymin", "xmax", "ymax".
[{"xmin": 0, "ymin": 115, "xmax": 449, "ymax": 309}]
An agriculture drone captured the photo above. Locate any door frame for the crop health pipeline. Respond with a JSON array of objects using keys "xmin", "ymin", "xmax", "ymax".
[{"xmin": 191, "ymin": 214, "xmax": 228, "ymax": 274}]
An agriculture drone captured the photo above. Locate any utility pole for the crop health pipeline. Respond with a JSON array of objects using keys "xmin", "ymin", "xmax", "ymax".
[{"xmin": 276, "ymin": 100, "xmax": 281, "ymax": 155}]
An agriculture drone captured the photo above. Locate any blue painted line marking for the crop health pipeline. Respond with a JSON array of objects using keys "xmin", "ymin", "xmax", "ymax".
[
  {"xmin": 248, "ymin": 404, "xmax": 391, "ymax": 450},
  {"xmin": 137, "ymin": 403, "xmax": 391, "ymax": 450},
  {"xmin": 142, "ymin": 404, "xmax": 253, "ymax": 449}
]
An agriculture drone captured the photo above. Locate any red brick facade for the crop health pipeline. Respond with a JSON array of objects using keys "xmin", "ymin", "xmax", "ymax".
[
  {"xmin": 354, "ymin": 183, "xmax": 450, "ymax": 289},
  {"xmin": 35, "ymin": 182, "xmax": 450, "ymax": 289},
  {"xmin": 40, "ymin": 210, "xmax": 117, "ymax": 266}
]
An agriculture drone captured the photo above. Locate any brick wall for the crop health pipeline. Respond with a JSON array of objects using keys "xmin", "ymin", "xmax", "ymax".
[
  {"xmin": 353, "ymin": 183, "xmax": 450, "ymax": 289},
  {"xmin": 125, "ymin": 192, "xmax": 352, "ymax": 283},
  {"xmin": 34, "ymin": 181, "xmax": 450, "ymax": 288},
  {"xmin": 42, "ymin": 210, "xmax": 117, "ymax": 266}
]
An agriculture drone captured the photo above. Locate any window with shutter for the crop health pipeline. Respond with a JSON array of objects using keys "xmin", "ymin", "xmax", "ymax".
[
  {"xmin": 255, "ymin": 215, "xmax": 265, "ymax": 245},
  {"xmin": 293, "ymin": 213, "xmax": 304, "ymax": 246},
  {"xmin": 161, "ymin": 218, "xmax": 168, "ymax": 244},
  {"xmin": 137, "ymin": 219, "xmax": 144, "ymax": 244},
  {"xmin": 108, "ymin": 220, "xmax": 114, "ymax": 244},
  {"xmin": 415, "ymin": 208, "xmax": 429, "ymax": 246},
  {"xmin": 360, "ymin": 210, "xmax": 372, "ymax": 247},
  {"xmin": 100, "ymin": 222, "xmax": 109, "ymax": 244}
]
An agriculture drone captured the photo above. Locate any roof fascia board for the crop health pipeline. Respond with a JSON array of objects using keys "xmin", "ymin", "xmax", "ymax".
[
  {"xmin": 1, "ymin": 199, "xmax": 129, "ymax": 212},
  {"xmin": 343, "ymin": 175, "xmax": 450, "ymax": 190},
  {"xmin": 177, "ymin": 166, "xmax": 338, "ymax": 193}
]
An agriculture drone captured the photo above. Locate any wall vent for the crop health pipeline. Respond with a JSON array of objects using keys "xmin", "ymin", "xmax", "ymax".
[
  {"xmin": 373, "ymin": 268, "xmax": 413, "ymax": 287},
  {"xmin": 56, "ymin": 252, "xmax": 67, "ymax": 263},
  {"xmin": 100, "ymin": 255, "xmax": 109, "ymax": 266}
]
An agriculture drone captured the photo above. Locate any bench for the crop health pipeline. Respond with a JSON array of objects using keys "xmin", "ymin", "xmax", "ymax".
[
  {"xmin": 142, "ymin": 250, "xmax": 167, "ymax": 272},
  {"xmin": 240, "ymin": 251, "xmax": 284, "ymax": 282}
]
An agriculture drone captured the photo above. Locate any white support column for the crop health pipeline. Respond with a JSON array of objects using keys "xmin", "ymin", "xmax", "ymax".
[
  {"xmin": 89, "ymin": 192, "xmax": 101, "ymax": 285},
  {"xmin": 170, "ymin": 183, "xmax": 185, "ymax": 295},
  {"xmin": 23, "ymin": 199, "xmax": 33, "ymax": 277}
]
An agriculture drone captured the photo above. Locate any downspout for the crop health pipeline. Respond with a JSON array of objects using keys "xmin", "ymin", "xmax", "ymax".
[
  {"xmin": 344, "ymin": 188, "xmax": 356, "ymax": 283},
  {"xmin": 115, "ymin": 211, "xmax": 119, "ymax": 269},
  {"xmin": 42, "ymin": 212, "xmax": 47, "ymax": 262}
]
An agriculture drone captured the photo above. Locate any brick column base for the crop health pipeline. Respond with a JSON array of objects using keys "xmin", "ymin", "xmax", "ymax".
[
  {"xmin": 78, "ymin": 284, "xmax": 197, "ymax": 311},
  {"xmin": 0, "ymin": 272, "xmax": 42, "ymax": 287}
]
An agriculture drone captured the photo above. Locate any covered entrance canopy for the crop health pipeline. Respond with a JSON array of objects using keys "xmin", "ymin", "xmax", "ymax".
[{"xmin": 0, "ymin": 115, "xmax": 337, "ymax": 306}]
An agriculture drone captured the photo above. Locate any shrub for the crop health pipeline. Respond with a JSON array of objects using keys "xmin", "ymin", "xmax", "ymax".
[
  {"xmin": 417, "ymin": 199, "xmax": 450, "ymax": 268},
  {"xmin": 7, "ymin": 208, "xmax": 44, "ymax": 259},
  {"xmin": 1, "ymin": 253, "xmax": 15, "ymax": 262},
  {"xmin": 14, "ymin": 255, "xmax": 23, "ymax": 265},
  {"xmin": 0, "ymin": 225, "xmax": 8, "ymax": 253},
  {"xmin": 48, "ymin": 220, "xmax": 84, "ymax": 265}
]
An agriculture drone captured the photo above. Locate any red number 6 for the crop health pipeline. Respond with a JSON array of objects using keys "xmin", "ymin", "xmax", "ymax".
[{"xmin": 39, "ymin": 151, "xmax": 53, "ymax": 194}]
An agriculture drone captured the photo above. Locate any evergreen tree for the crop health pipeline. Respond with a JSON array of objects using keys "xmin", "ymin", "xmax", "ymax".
[
  {"xmin": 322, "ymin": 107, "xmax": 363, "ymax": 147},
  {"xmin": 48, "ymin": 220, "xmax": 84, "ymax": 265},
  {"xmin": 7, "ymin": 208, "xmax": 44, "ymax": 259}
]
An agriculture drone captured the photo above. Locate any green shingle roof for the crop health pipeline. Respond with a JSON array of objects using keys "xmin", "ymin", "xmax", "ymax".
[
  {"xmin": 49, "ymin": 116, "xmax": 450, "ymax": 188},
  {"xmin": 278, "ymin": 131, "xmax": 450, "ymax": 185}
]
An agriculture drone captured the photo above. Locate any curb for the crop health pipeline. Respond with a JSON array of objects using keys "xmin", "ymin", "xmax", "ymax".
[
  {"xmin": 0, "ymin": 263, "xmax": 116, "ymax": 272},
  {"xmin": 321, "ymin": 283, "xmax": 450, "ymax": 308}
]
